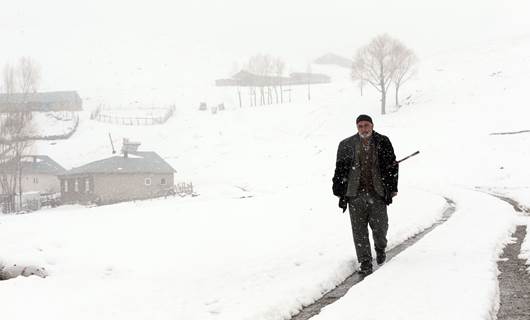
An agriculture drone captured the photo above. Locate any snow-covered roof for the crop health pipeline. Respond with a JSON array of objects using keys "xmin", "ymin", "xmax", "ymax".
[
  {"xmin": 60, "ymin": 151, "xmax": 175, "ymax": 176},
  {"xmin": 0, "ymin": 155, "xmax": 67, "ymax": 175}
]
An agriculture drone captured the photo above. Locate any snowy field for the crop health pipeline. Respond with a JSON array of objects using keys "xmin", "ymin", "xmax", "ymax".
[
  {"xmin": 0, "ymin": 189, "xmax": 445, "ymax": 319},
  {"xmin": 1, "ymin": 34, "xmax": 530, "ymax": 319},
  {"xmin": 1, "ymin": 112, "xmax": 76, "ymax": 138},
  {"xmin": 33, "ymin": 112, "xmax": 77, "ymax": 137},
  {"xmin": 96, "ymin": 106, "xmax": 172, "ymax": 119}
]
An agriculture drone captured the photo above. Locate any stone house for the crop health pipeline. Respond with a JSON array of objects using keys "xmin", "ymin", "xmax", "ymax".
[{"xmin": 58, "ymin": 151, "xmax": 176, "ymax": 205}]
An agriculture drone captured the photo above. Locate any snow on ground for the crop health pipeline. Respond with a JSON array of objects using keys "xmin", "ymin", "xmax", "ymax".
[
  {"xmin": 31, "ymin": 112, "xmax": 77, "ymax": 137},
  {"xmin": 493, "ymin": 187, "xmax": 530, "ymax": 212},
  {"xmin": 312, "ymin": 190, "xmax": 515, "ymax": 320},
  {"xmin": 1, "ymin": 33, "xmax": 530, "ymax": 319},
  {"xmin": 96, "ymin": 106, "xmax": 172, "ymax": 118},
  {"xmin": 1, "ymin": 112, "xmax": 76, "ymax": 138},
  {"xmin": 0, "ymin": 188, "xmax": 445, "ymax": 320}
]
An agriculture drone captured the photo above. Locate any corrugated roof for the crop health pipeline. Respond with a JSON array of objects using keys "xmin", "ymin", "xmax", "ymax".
[{"xmin": 61, "ymin": 152, "xmax": 176, "ymax": 176}]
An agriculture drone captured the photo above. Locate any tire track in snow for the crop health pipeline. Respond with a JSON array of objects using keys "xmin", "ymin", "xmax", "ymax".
[
  {"xmin": 487, "ymin": 193, "xmax": 530, "ymax": 216},
  {"xmin": 483, "ymin": 193, "xmax": 530, "ymax": 320},
  {"xmin": 496, "ymin": 225, "xmax": 530, "ymax": 320},
  {"xmin": 290, "ymin": 197, "xmax": 456, "ymax": 320}
]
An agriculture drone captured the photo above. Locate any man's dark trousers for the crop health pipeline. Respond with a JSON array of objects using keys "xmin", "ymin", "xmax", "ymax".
[{"xmin": 348, "ymin": 193, "xmax": 388, "ymax": 265}]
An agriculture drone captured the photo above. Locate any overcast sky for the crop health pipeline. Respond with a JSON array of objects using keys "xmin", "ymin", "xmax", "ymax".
[{"xmin": 1, "ymin": 0, "xmax": 529, "ymax": 101}]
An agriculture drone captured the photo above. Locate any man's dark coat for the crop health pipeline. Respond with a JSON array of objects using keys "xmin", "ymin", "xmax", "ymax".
[{"xmin": 332, "ymin": 131, "xmax": 398, "ymax": 207}]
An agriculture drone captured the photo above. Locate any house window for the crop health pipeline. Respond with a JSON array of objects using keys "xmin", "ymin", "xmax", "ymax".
[
  {"xmin": 33, "ymin": 177, "xmax": 39, "ymax": 184},
  {"xmin": 75, "ymin": 179, "xmax": 79, "ymax": 192},
  {"xmin": 85, "ymin": 178, "xmax": 90, "ymax": 192},
  {"xmin": 64, "ymin": 180, "xmax": 69, "ymax": 192},
  {"xmin": 145, "ymin": 178, "xmax": 152, "ymax": 186},
  {"xmin": 161, "ymin": 178, "xmax": 167, "ymax": 185}
]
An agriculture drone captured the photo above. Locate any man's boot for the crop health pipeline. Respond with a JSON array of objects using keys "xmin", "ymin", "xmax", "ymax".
[
  {"xmin": 359, "ymin": 261, "xmax": 373, "ymax": 275},
  {"xmin": 376, "ymin": 249, "xmax": 386, "ymax": 265}
]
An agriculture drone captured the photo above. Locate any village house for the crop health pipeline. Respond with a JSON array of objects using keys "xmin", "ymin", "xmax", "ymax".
[
  {"xmin": 0, "ymin": 155, "xmax": 66, "ymax": 194},
  {"xmin": 58, "ymin": 142, "xmax": 176, "ymax": 205},
  {"xmin": 0, "ymin": 155, "xmax": 66, "ymax": 212}
]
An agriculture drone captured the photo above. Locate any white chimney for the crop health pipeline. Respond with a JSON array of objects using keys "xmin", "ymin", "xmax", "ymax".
[{"xmin": 121, "ymin": 138, "xmax": 141, "ymax": 158}]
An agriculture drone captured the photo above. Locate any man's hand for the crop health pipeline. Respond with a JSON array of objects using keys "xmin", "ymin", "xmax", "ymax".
[{"xmin": 339, "ymin": 196, "xmax": 348, "ymax": 213}]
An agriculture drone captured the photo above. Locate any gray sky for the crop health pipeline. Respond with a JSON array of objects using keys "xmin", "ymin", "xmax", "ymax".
[{"xmin": 1, "ymin": 0, "xmax": 528, "ymax": 100}]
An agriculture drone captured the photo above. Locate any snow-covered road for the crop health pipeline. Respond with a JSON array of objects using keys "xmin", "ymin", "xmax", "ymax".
[
  {"xmin": 310, "ymin": 189, "xmax": 516, "ymax": 320},
  {"xmin": 292, "ymin": 198, "xmax": 456, "ymax": 320}
]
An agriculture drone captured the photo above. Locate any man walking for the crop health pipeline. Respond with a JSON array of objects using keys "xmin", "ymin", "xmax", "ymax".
[{"xmin": 332, "ymin": 114, "xmax": 398, "ymax": 275}]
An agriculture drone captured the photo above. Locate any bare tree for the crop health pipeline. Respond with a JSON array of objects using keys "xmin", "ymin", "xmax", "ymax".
[
  {"xmin": 357, "ymin": 70, "xmax": 366, "ymax": 96},
  {"xmin": 230, "ymin": 62, "xmax": 243, "ymax": 108},
  {"xmin": 261, "ymin": 55, "xmax": 274, "ymax": 105},
  {"xmin": 245, "ymin": 55, "xmax": 262, "ymax": 106},
  {"xmin": 349, "ymin": 58, "xmax": 366, "ymax": 96},
  {"xmin": 391, "ymin": 43, "xmax": 418, "ymax": 108},
  {"xmin": 272, "ymin": 57, "xmax": 285, "ymax": 103},
  {"xmin": 0, "ymin": 113, "xmax": 15, "ymax": 212},
  {"xmin": 2, "ymin": 64, "xmax": 17, "ymax": 95},
  {"xmin": 351, "ymin": 34, "xmax": 399, "ymax": 115},
  {"xmin": 246, "ymin": 54, "xmax": 277, "ymax": 105},
  {"xmin": 0, "ymin": 57, "xmax": 39, "ymax": 212},
  {"xmin": 16, "ymin": 58, "xmax": 39, "ymax": 208},
  {"xmin": 1, "ymin": 63, "xmax": 18, "ymax": 211},
  {"xmin": 18, "ymin": 57, "xmax": 40, "ymax": 95}
]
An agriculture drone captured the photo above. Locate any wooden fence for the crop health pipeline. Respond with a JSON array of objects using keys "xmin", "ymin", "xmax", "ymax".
[
  {"xmin": 91, "ymin": 105, "xmax": 176, "ymax": 126},
  {"xmin": 175, "ymin": 182, "xmax": 194, "ymax": 196}
]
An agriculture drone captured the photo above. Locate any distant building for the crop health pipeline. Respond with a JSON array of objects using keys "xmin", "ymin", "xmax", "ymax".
[
  {"xmin": 215, "ymin": 70, "xmax": 331, "ymax": 87},
  {"xmin": 59, "ymin": 144, "xmax": 176, "ymax": 205},
  {"xmin": 289, "ymin": 72, "xmax": 331, "ymax": 84},
  {"xmin": 0, "ymin": 155, "xmax": 66, "ymax": 194},
  {"xmin": 314, "ymin": 53, "xmax": 353, "ymax": 69},
  {"xmin": 0, "ymin": 91, "xmax": 83, "ymax": 112},
  {"xmin": 216, "ymin": 70, "xmax": 289, "ymax": 87}
]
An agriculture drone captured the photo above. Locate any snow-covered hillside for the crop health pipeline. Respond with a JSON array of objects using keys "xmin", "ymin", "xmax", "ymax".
[{"xmin": 1, "ymin": 34, "xmax": 530, "ymax": 319}]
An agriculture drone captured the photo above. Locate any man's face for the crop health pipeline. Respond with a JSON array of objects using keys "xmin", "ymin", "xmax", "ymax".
[{"xmin": 357, "ymin": 121, "xmax": 373, "ymax": 138}]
